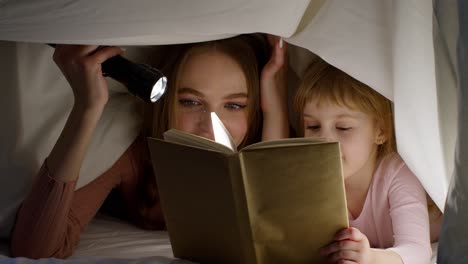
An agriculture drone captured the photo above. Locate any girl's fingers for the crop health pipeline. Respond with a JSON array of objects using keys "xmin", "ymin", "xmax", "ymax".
[
  {"xmin": 320, "ymin": 240, "xmax": 361, "ymax": 255},
  {"xmin": 328, "ymin": 249, "xmax": 360, "ymax": 263},
  {"xmin": 335, "ymin": 227, "xmax": 365, "ymax": 242},
  {"xmin": 320, "ymin": 228, "xmax": 370, "ymax": 263},
  {"xmin": 336, "ymin": 260, "xmax": 357, "ymax": 264}
]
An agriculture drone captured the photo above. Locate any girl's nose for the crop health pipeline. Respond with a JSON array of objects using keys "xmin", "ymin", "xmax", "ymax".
[{"xmin": 319, "ymin": 129, "xmax": 336, "ymax": 142}]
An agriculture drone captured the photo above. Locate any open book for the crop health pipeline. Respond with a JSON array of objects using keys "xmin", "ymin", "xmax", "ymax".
[{"xmin": 147, "ymin": 113, "xmax": 349, "ymax": 264}]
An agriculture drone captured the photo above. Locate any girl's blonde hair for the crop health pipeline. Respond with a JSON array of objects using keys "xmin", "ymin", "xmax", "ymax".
[
  {"xmin": 294, "ymin": 58, "xmax": 443, "ymax": 228},
  {"xmin": 136, "ymin": 34, "xmax": 270, "ymax": 229},
  {"xmin": 294, "ymin": 57, "xmax": 396, "ymax": 159}
]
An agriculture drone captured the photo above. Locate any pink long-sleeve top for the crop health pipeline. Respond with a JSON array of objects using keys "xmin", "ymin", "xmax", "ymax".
[
  {"xmin": 349, "ymin": 153, "xmax": 432, "ymax": 264},
  {"xmin": 10, "ymin": 136, "xmax": 164, "ymax": 259}
]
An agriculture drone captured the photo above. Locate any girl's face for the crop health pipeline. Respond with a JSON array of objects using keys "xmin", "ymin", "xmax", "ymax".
[
  {"xmin": 303, "ymin": 100, "xmax": 381, "ymax": 180},
  {"xmin": 173, "ymin": 49, "xmax": 249, "ymax": 147}
]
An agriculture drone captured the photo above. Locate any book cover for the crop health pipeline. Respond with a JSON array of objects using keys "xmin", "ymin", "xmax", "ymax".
[{"xmin": 147, "ymin": 113, "xmax": 348, "ymax": 264}]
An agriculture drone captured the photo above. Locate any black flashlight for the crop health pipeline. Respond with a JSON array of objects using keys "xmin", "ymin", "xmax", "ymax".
[
  {"xmin": 101, "ymin": 55, "xmax": 167, "ymax": 103},
  {"xmin": 49, "ymin": 44, "xmax": 167, "ymax": 103}
]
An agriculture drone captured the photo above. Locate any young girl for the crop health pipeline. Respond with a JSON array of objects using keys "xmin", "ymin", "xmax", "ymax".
[
  {"xmin": 11, "ymin": 34, "xmax": 289, "ymax": 258},
  {"xmin": 294, "ymin": 58, "xmax": 432, "ymax": 264}
]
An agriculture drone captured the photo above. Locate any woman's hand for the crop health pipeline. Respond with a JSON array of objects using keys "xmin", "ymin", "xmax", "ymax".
[
  {"xmin": 46, "ymin": 45, "xmax": 123, "ymax": 182},
  {"xmin": 53, "ymin": 45, "xmax": 124, "ymax": 109},
  {"xmin": 260, "ymin": 35, "xmax": 289, "ymax": 140},
  {"xmin": 320, "ymin": 227, "xmax": 373, "ymax": 264},
  {"xmin": 261, "ymin": 35, "xmax": 287, "ymax": 114}
]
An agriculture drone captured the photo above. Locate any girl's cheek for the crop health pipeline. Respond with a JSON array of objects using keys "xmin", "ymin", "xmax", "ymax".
[
  {"xmin": 337, "ymin": 131, "xmax": 355, "ymax": 142},
  {"xmin": 336, "ymin": 136, "xmax": 353, "ymax": 156},
  {"xmin": 303, "ymin": 129, "xmax": 318, "ymax": 138}
]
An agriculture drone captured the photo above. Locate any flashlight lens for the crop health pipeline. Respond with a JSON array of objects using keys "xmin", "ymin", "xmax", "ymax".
[{"xmin": 150, "ymin": 77, "xmax": 167, "ymax": 102}]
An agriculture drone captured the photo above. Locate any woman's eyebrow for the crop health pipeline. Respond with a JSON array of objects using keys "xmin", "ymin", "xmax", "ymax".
[
  {"xmin": 178, "ymin": 87, "xmax": 204, "ymax": 97},
  {"xmin": 224, "ymin": 93, "xmax": 248, "ymax": 100}
]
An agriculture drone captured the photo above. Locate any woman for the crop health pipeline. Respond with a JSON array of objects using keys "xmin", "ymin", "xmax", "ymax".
[{"xmin": 11, "ymin": 34, "xmax": 289, "ymax": 258}]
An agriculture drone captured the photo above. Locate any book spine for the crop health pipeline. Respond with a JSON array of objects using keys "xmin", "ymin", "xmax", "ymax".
[{"xmin": 229, "ymin": 154, "xmax": 257, "ymax": 264}]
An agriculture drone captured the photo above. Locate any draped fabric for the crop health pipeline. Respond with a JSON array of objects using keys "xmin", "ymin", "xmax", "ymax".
[{"xmin": 0, "ymin": 0, "xmax": 457, "ymax": 242}]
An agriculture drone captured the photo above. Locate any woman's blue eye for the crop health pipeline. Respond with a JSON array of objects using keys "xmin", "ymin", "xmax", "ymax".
[
  {"xmin": 225, "ymin": 103, "xmax": 246, "ymax": 110},
  {"xmin": 179, "ymin": 99, "xmax": 201, "ymax": 107}
]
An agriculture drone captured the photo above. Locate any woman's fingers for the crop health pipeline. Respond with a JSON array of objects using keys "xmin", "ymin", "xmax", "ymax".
[
  {"xmin": 266, "ymin": 34, "xmax": 280, "ymax": 47},
  {"xmin": 51, "ymin": 44, "xmax": 124, "ymax": 108},
  {"xmin": 262, "ymin": 36, "xmax": 286, "ymax": 77},
  {"xmin": 89, "ymin": 46, "xmax": 125, "ymax": 64},
  {"xmin": 53, "ymin": 45, "xmax": 99, "ymax": 63},
  {"xmin": 271, "ymin": 38, "xmax": 285, "ymax": 70},
  {"xmin": 53, "ymin": 45, "xmax": 123, "ymax": 66}
]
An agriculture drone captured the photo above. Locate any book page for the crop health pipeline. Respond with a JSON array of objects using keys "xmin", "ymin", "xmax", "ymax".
[
  {"xmin": 163, "ymin": 129, "xmax": 234, "ymax": 154},
  {"xmin": 211, "ymin": 112, "xmax": 237, "ymax": 152}
]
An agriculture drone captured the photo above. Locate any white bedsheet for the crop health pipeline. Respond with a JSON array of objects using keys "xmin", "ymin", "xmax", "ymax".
[
  {"xmin": 74, "ymin": 215, "xmax": 172, "ymax": 259},
  {"xmin": 0, "ymin": 214, "xmax": 439, "ymax": 263},
  {"xmin": 0, "ymin": 215, "xmax": 195, "ymax": 264}
]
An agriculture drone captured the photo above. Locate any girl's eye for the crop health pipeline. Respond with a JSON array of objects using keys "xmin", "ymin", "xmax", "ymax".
[
  {"xmin": 306, "ymin": 125, "xmax": 320, "ymax": 130},
  {"xmin": 336, "ymin": 127, "xmax": 352, "ymax": 131},
  {"xmin": 225, "ymin": 103, "xmax": 246, "ymax": 110}
]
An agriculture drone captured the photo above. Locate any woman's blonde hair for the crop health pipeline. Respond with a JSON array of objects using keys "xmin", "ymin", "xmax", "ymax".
[
  {"xmin": 294, "ymin": 57, "xmax": 397, "ymax": 159},
  {"xmin": 136, "ymin": 34, "xmax": 270, "ymax": 229}
]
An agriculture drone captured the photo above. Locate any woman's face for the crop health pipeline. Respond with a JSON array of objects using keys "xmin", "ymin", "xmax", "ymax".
[{"xmin": 173, "ymin": 49, "xmax": 249, "ymax": 147}]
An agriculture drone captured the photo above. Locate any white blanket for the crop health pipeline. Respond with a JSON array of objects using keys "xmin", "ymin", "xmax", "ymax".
[
  {"xmin": 0, "ymin": 215, "xmax": 193, "ymax": 263},
  {"xmin": 0, "ymin": 215, "xmax": 439, "ymax": 264},
  {"xmin": 0, "ymin": 0, "xmax": 453, "ymax": 216}
]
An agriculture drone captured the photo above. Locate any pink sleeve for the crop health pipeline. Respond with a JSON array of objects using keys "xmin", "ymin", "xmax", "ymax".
[
  {"xmin": 386, "ymin": 163, "xmax": 432, "ymax": 264},
  {"xmin": 10, "ymin": 150, "xmax": 130, "ymax": 259},
  {"xmin": 10, "ymin": 161, "xmax": 79, "ymax": 259}
]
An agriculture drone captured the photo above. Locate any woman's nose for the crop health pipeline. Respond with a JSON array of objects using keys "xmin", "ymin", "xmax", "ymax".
[{"xmin": 196, "ymin": 110, "xmax": 215, "ymax": 140}]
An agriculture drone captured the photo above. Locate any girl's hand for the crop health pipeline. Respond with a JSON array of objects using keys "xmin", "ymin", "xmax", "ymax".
[
  {"xmin": 260, "ymin": 35, "xmax": 289, "ymax": 140},
  {"xmin": 320, "ymin": 227, "xmax": 373, "ymax": 264},
  {"xmin": 53, "ymin": 45, "xmax": 124, "ymax": 109}
]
